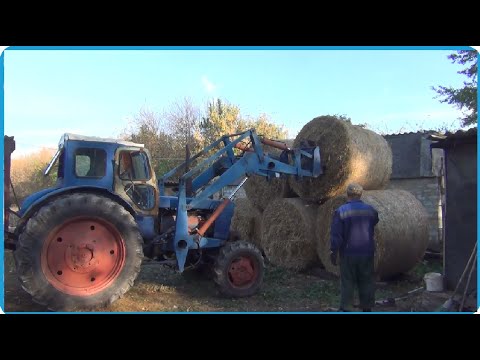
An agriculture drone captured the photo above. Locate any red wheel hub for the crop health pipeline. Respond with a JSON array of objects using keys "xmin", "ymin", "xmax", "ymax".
[
  {"xmin": 41, "ymin": 217, "xmax": 126, "ymax": 296},
  {"xmin": 228, "ymin": 256, "xmax": 258, "ymax": 288}
]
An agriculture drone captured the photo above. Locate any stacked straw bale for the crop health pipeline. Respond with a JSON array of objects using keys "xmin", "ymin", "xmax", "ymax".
[
  {"xmin": 230, "ymin": 116, "xmax": 426, "ymax": 278},
  {"xmin": 315, "ymin": 190, "xmax": 429, "ymax": 279},
  {"xmin": 230, "ymin": 198, "xmax": 263, "ymax": 249},
  {"xmin": 244, "ymin": 139, "xmax": 296, "ymax": 211},
  {"xmin": 289, "ymin": 115, "xmax": 392, "ymax": 201},
  {"xmin": 261, "ymin": 198, "xmax": 319, "ymax": 270}
]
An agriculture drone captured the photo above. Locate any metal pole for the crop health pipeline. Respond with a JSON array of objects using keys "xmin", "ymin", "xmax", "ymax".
[
  {"xmin": 228, "ymin": 177, "xmax": 248, "ymax": 200},
  {"xmin": 451, "ymin": 242, "xmax": 477, "ymax": 302},
  {"xmin": 460, "ymin": 255, "xmax": 477, "ymax": 311}
]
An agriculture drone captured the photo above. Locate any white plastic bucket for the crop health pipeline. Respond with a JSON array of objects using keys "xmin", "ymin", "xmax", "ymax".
[{"xmin": 424, "ymin": 272, "xmax": 444, "ymax": 292}]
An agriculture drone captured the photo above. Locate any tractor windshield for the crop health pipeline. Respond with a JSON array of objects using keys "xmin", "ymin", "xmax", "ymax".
[{"xmin": 119, "ymin": 150, "xmax": 151, "ymax": 180}]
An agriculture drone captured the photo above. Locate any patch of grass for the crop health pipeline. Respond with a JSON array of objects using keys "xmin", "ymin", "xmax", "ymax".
[
  {"xmin": 140, "ymin": 283, "xmax": 176, "ymax": 294},
  {"xmin": 301, "ymin": 280, "xmax": 339, "ymax": 304},
  {"xmin": 262, "ymin": 266, "xmax": 309, "ymax": 303},
  {"xmin": 261, "ymin": 284, "xmax": 302, "ymax": 302},
  {"xmin": 375, "ymin": 287, "xmax": 397, "ymax": 300},
  {"xmin": 260, "ymin": 268, "xmax": 341, "ymax": 309},
  {"xmin": 5, "ymin": 248, "xmax": 448, "ymax": 313},
  {"xmin": 410, "ymin": 259, "xmax": 443, "ymax": 280},
  {"xmin": 264, "ymin": 265, "xmax": 295, "ymax": 284}
]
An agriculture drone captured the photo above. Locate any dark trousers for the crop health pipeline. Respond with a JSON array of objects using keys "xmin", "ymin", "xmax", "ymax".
[{"xmin": 339, "ymin": 255, "xmax": 375, "ymax": 311}]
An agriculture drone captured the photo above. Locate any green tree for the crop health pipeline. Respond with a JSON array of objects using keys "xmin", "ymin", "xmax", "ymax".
[
  {"xmin": 166, "ymin": 97, "xmax": 203, "ymax": 154},
  {"xmin": 121, "ymin": 107, "xmax": 180, "ymax": 176},
  {"xmin": 246, "ymin": 113, "xmax": 288, "ymax": 140},
  {"xmin": 200, "ymin": 99, "xmax": 288, "ymax": 144},
  {"xmin": 200, "ymin": 99, "xmax": 244, "ymax": 145},
  {"xmin": 124, "ymin": 98, "xmax": 289, "ymax": 176},
  {"xmin": 432, "ymin": 50, "xmax": 478, "ymax": 127}
]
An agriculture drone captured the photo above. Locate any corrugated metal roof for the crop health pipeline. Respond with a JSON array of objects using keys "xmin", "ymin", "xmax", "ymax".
[
  {"xmin": 430, "ymin": 128, "xmax": 477, "ymax": 148},
  {"xmin": 383, "ymin": 130, "xmax": 440, "ymax": 137}
]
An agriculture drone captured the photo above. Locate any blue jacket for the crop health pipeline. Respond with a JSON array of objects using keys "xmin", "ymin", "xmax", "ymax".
[{"xmin": 330, "ymin": 199, "xmax": 379, "ymax": 256}]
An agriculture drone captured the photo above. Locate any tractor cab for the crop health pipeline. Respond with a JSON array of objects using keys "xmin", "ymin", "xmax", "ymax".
[{"xmin": 22, "ymin": 133, "xmax": 159, "ymax": 221}]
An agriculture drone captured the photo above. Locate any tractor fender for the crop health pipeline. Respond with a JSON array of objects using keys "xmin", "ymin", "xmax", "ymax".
[{"xmin": 16, "ymin": 186, "xmax": 136, "ymax": 235}]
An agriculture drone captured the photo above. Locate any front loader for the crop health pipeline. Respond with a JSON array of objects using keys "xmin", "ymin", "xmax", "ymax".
[{"xmin": 3, "ymin": 130, "xmax": 321, "ymax": 311}]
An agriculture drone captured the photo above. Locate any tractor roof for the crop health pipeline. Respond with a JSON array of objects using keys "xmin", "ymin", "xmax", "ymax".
[{"xmin": 60, "ymin": 133, "xmax": 145, "ymax": 148}]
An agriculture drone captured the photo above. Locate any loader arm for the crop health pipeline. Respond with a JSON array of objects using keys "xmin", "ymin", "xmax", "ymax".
[{"xmin": 159, "ymin": 129, "xmax": 322, "ymax": 272}]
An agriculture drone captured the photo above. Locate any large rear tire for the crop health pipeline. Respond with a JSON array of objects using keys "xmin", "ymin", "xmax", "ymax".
[
  {"xmin": 14, "ymin": 193, "xmax": 143, "ymax": 311},
  {"xmin": 213, "ymin": 241, "xmax": 264, "ymax": 297}
]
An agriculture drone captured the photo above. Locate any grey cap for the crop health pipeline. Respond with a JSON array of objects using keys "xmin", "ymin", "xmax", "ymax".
[{"xmin": 346, "ymin": 183, "xmax": 363, "ymax": 197}]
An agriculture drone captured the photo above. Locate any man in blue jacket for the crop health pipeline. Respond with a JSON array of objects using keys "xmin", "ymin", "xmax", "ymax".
[{"xmin": 330, "ymin": 183, "xmax": 379, "ymax": 312}]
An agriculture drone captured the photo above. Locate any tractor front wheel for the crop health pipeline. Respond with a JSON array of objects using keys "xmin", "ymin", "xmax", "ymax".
[
  {"xmin": 14, "ymin": 193, "xmax": 143, "ymax": 311},
  {"xmin": 213, "ymin": 241, "xmax": 264, "ymax": 297}
]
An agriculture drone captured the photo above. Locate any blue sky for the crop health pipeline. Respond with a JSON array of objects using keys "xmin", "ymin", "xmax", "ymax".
[{"xmin": 2, "ymin": 47, "xmax": 475, "ymax": 158}]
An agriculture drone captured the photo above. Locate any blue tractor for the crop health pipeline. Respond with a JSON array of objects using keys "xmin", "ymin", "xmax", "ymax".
[{"xmin": 4, "ymin": 130, "xmax": 321, "ymax": 311}]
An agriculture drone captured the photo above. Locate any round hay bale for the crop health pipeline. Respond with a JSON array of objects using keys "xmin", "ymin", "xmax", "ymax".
[
  {"xmin": 244, "ymin": 139, "xmax": 297, "ymax": 210},
  {"xmin": 244, "ymin": 176, "xmax": 297, "ymax": 211},
  {"xmin": 261, "ymin": 198, "xmax": 320, "ymax": 270},
  {"xmin": 230, "ymin": 198, "xmax": 263, "ymax": 249},
  {"xmin": 316, "ymin": 190, "xmax": 429, "ymax": 279},
  {"xmin": 289, "ymin": 115, "xmax": 392, "ymax": 201}
]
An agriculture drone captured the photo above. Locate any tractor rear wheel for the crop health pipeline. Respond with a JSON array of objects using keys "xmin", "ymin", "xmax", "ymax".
[
  {"xmin": 14, "ymin": 193, "xmax": 143, "ymax": 311},
  {"xmin": 213, "ymin": 241, "xmax": 264, "ymax": 297}
]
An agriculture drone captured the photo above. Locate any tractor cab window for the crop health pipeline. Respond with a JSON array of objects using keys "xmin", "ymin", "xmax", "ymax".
[
  {"xmin": 118, "ymin": 150, "xmax": 154, "ymax": 210},
  {"xmin": 125, "ymin": 184, "xmax": 155, "ymax": 210},
  {"xmin": 75, "ymin": 148, "xmax": 107, "ymax": 178},
  {"xmin": 119, "ymin": 150, "xmax": 151, "ymax": 181}
]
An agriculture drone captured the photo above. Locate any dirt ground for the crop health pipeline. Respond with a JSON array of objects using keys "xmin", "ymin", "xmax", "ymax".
[{"xmin": 3, "ymin": 250, "xmax": 474, "ymax": 313}]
